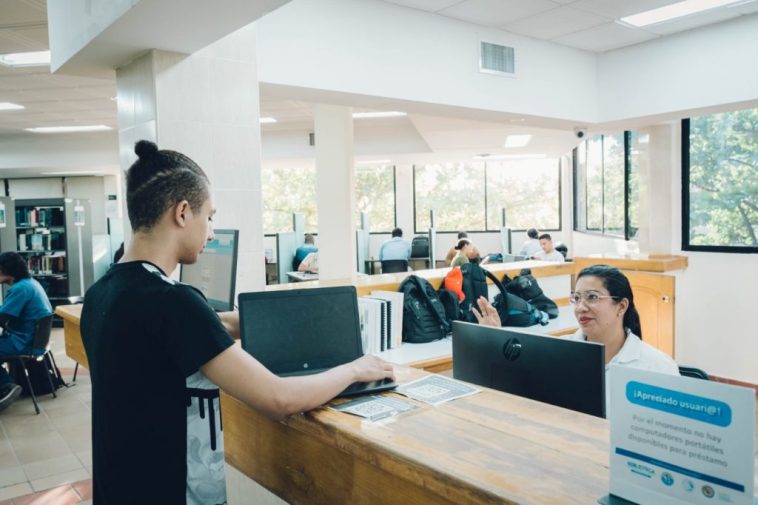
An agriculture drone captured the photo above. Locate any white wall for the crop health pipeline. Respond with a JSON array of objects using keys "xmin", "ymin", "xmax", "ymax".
[
  {"xmin": 7, "ymin": 178, "xmax": 64, "ymax": 199},
  {"xmin": 65, "ymin": 176, "xmax": 107, "ymax": 235},
  {"xmin": 256, "ymin": 0, "xmax": 599, "ymax": 124},
  {"xmin": 598, "ymin": 14, "xmax": 758, "ymax": 123}
]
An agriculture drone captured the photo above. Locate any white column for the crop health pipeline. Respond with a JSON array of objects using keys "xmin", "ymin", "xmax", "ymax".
[
  {"xmin": 637, "ymin": 124, "xmax": 677, "ymax": 255},
  {"xmin": 115, "ymin": 24, "xmax": 265, "ymax": 293},
  {"xmin": 314, "ymin": 104, "xmax": 355, "ymax": 280}
]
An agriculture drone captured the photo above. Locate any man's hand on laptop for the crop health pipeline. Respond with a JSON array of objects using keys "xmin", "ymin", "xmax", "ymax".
[{"xmin": 350, "ymin": 355, "xmax": 395, "ymax": 383}]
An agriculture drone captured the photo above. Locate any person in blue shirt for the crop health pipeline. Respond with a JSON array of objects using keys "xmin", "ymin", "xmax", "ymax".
[
  {"xmin": 0, "ymin": 252, "xmax": 53, "ymax": 411},
  {"xmin": 379, "ymin": 228, "xmax": 411, "ymax": 261},
  {"xmin": 292, "ymin": 234, "xmax": 318, "ymax": 271}
]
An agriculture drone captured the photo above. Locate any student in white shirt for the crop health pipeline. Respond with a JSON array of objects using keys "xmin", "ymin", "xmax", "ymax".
[
  {"xmin": 532, "ymin": 233, "xmax": 565, "ymax": 262},
  {"xmin": 518, "ymin": 228, "xmax": 541, "ymax": 258}
]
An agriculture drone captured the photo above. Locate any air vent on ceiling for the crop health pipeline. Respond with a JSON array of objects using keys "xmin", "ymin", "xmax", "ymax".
[{"xmin": 480, "ymin": 41, "xmax": 515, "ymax": 77}]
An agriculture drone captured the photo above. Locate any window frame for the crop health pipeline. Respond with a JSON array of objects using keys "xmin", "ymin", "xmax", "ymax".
[
  {"xmin": 573, "ymin": 131, "xmax": 635, "ymax": 240},
  {"xmin": 681, "ymin": 118, "xmax": 758, "ymax": 254},
  {"xmin": 412, "ymin": 162, "xmax": 563, "ymax": 235}
]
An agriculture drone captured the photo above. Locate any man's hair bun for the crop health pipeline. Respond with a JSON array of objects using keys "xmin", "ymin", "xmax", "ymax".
[{"xmin": 134, "ymin": 140, "xmax": 159, "ymax": 160}]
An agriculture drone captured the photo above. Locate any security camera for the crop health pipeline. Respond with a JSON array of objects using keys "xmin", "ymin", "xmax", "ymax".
[{"xmin": 574, "ymin": 128, "xmax": 588, "ymax": 140}]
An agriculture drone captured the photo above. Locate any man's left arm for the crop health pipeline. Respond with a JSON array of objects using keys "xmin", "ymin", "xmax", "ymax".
[{"xmin": 217, "ymin": 311, "xmax": 240, "ymax": 340}]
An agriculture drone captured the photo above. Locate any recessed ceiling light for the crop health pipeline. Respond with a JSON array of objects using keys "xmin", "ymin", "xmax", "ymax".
[
  {"xmin": 473, "ymin": 154, "xmax": 547, "ymax": 160},
  {"xmin": 620, "ymin": 0, "xmax": 743, "ymax": 27},
  {"xmin": 25, "ymin": 125, "xmax": 112, "ymax": 133},
  {"xmin": 504, "ymin": 134, "xmax": 532, "ymax": 148},
  {"xmin": 352, "ymin": 111, "xmax": 407, "ymax": 119},
  {"xmin": 0, "ymin": 50, "xmax": 51, "ymax": 67},
  {"xmin": 0, "ymin": 102, "xmax": 24, "ymax": 111},
  {"xmin": 356, "ymin": 159, "xmax": 392, "ymax": 165},
  {"xmin": 259, "ymin": 117, "xmax": 278, "ymax": 124}
]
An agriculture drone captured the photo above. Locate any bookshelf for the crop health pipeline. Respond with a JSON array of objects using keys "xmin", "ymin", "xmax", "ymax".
[{"xmin": 13, "ymin": 198, "xmax": 94, "ymax": 319}]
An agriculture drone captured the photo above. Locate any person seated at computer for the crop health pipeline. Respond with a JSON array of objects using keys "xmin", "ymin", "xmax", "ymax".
[
  {"xmin": 298, "ymin": 251, "xmax": 319, "ymax": 273},
  {"xmin": 531, "ymin": 233, "xmax": 565, "ymax": 262},
  {"xmin": 445, "ymin": 232, "xmax": 468, "ymax": 266},
  {"xmin": 471, "ymin": 265, "xmax": 679, "ymax": 375},
  {"xmin": 378, "ymin": 228, "xmax": 411, "ymax": 261},
  {"xmin": 293, "ymin": 234, "xmax": 318, "ymax": 271},
  {"xmin": 80, "ymin": 140, "xmax": 394, "ymax": 504},
  {"xmin": 0, "ymin": 252, "xmax": 54, "ymax": 412},
  {"xmin": 518, "ymin": 228, "xmax": 541, "ymax": 258}
]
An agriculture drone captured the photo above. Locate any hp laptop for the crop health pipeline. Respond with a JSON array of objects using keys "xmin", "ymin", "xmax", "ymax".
[{"xmin": 239, "ymin": 286, "xmax": 396, "ymax": 396}]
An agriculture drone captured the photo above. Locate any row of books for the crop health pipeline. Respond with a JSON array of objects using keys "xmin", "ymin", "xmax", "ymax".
[
  {"xmin": 15, "ymin": 207, "xmax": 64, "ymax": 228},
  {"xmin": 358, "ymin": 291, "xmax": 404, "ymax": 354},
  {"xmin": 26, "ymin": 254, "xmax": 66, "ymax": 275},
  {"xmin": 17, "ymin": 230, "xmax": 64, "ymax": 251}
]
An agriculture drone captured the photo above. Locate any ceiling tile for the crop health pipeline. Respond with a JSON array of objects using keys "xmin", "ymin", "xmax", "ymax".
[
  {"xmin": 643, "ymin": 8, "xmax": 741, "ymax": 35},
  {"xmin": 380, "ymin": 0, "xmax": 464, "ymax": 12},
  {"xmin": 570, "ymin": 0, "xmax": 679, "ymax": 20},
  {"xmin": 553, "ymin": 21, "xmax": 658, "ymax": 51},
  {"xmin": 440, "ymin": 0, "xmax": 561, "ymax": 27},
  {"xmin": 0, "ymin": 0, "xmax": 46, "ymax": 25},
  {"xmin": 504, "ymin": 5, "xmax": 610, "ymax": 40}
]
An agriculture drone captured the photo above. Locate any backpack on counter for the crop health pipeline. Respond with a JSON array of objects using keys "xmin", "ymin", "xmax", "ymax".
[
  {"xmin": 399, "ymin": 275, "xmax": 450, "ymax": 343},
  {"xmin": 503, "ymin": 269, "xmax": 559, "ymax": 319}
]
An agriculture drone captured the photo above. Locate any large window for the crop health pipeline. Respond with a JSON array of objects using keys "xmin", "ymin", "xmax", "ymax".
[
  {"xmin": 627, "ymin": 131, "xmax": 645, "ymax": 240},
  {"xmin": 262, "ymin": 165, "xmax": 397, "ymax": 235},
  {"xmin": 574, "ymin": 133, "xmax": 629, "ymax": 238},
  {"xmin": 413, "ymin": 161, "xmax": 561, "ymax": 233},
  {"xmin": 262, "ymin": 166, "xmax": 317, "ymax": 235},
  {"xmin": 485, "ymin": 160, "xmax": 560, "ymax": 231},
  {"xmin": 414, "ymin": 163, "xmax": 487, "ymax": 232},
  {"xmin": 356, "ymin": 165, "xmax": 396, "ymax": 233},
  {"xmin": 683, "ymin": 108, "xmax": 758, "ymax": 252}
]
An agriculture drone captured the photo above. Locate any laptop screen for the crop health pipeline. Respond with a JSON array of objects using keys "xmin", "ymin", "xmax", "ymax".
[{"xmin": 238, "ymin": 286, "xmax": 363, "ymax": 375}]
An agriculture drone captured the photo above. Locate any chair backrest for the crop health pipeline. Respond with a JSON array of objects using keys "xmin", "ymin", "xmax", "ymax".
[
  {"xmin": 678, "ymin": 365, "xmax": 710, "ymax": 380},
  {"xmin": 31, "ymin": 315, "xmax": 54, "ymax": 350},
  {"xmin": 381, "ymin": 259, "xmax": 408, "ymax": 273}
]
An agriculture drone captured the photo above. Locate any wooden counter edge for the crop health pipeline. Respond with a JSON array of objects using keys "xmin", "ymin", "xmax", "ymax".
[
  {"xmin": 55, "ymin": 304, "xmax": 83, "ymax": 322},
  {"xmin": 573, "ymin": 255, "xmax": 688, "ymax": 273}
]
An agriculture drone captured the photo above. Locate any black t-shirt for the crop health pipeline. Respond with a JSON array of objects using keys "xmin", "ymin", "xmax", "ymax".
[{"xmin": 81, "ymin": 261, "xmax": 234, "ymax": 504}]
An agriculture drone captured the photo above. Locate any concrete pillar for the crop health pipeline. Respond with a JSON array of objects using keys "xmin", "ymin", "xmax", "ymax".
[
  {"xmin": 314, "ymin": 104, "xmax": 355, "ymax": 280},
  {"xmin": 637, "ymin": 123, "xmax": 677, "ymax": 255},
  {"xmin": 115, "ymin": 24, "xmax": 265, "ymax": 293}
]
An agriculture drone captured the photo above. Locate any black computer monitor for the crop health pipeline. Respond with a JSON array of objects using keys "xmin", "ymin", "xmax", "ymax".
[
  {"xmin": 452, "ymin": 321, "xmax": 606, "ymax": 417},
  {"xmin": 180, "ymin": 229, "xmax": 239, "ymax": 311}
]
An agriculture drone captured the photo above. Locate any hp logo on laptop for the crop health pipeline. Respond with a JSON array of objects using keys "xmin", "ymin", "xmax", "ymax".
[{"xmin": 502, "ymin": 338, "xmax": 522, "ymax": 361}]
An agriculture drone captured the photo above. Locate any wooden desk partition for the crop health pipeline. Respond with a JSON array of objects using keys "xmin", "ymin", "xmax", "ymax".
[
  {"xmin": 56, "ymin": 304, "xmax": 87, "ymax": 369},
  {"xmin": 222, "ymin": 366, "xmax": 611, "ymax": 505}
]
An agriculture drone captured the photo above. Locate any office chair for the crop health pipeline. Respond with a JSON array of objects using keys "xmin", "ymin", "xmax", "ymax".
[
  {"xmin": 381, "ymin": 259, "xmax": 409, "ymax": 273},
  {"xmin": 678, "ymin": 365, "xmax": 710, "ymax": 380},
  {"xmin": 3, "ymin": 315, "xmax": 58, "ymax": 414}
]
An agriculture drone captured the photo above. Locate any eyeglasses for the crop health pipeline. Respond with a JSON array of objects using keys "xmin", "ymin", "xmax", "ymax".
[{"xmin": 569, "ymin": 292, "xmax": 620, "ymax": 305}]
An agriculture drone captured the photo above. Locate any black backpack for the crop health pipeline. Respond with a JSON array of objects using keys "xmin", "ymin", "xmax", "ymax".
[
  {"xmin": 503, "ymin": 269, "xmax": 559, "ymax": 319},
  {"xmin": 10, "ymin": 355, "xmax": 66, "ymax": 396},
  {"xmin": 399, "ymin": 275, "xmax": 450, "ymax": 343}
]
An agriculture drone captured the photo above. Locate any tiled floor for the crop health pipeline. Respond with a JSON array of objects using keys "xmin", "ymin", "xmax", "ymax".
[{"xmin": 0, "ymin": 328, "xmax": 92, "ymax": 504}]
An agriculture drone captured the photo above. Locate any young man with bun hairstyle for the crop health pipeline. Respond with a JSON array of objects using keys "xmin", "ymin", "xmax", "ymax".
[{"xmin": 81, "ymin": 140, "xmax": 394, "ymax": 505}]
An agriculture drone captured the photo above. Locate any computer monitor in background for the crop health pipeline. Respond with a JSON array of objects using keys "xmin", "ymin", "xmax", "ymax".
[
  {"xmin": 452, "ymin": 321, "xmax": 606, "ymax": 417},
  {"xmin": 180, "ymin": 229, "xmax": 239, "ymax": 311}
]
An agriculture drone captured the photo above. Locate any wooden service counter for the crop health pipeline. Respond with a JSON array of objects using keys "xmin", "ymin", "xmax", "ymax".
[
  {"xmin": 573, "ymin": 254, "xmax": 688, "ymax": 358},
  {"xmin": 223, "ymin": 365, "xmax": 611, "ymax": 505}
]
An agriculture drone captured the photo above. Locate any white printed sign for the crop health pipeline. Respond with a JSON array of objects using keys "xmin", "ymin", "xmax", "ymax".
[{"xmin": 608, "ymin": 366, "xmax": 756, "ymax": 505}]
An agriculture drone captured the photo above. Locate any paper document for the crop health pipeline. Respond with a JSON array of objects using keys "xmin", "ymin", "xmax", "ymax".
[
  {"xmin": 331, "ymin": 395, "xmax": 418, "ymax": 422},
  {"xmin": 396, "ymin": 375, "xmax": 480, "ymax": 406}
]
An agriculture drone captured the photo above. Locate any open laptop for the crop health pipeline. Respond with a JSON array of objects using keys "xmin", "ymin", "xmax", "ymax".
[{"xmin": 238, "ymin": 286, "xmax": 396, "ymax": 396}]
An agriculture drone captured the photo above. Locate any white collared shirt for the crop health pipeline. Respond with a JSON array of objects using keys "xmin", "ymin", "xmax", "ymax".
[{"xmin": 564, "ymin": 329, "xmax": 679, "ymax": 411}]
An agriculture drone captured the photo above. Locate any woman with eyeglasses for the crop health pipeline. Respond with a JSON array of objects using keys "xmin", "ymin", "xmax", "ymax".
[
  {"xmin": 565, "ymin": 264, "xmax": 679, "ymax": 374},
  {"xmin": 472, "ymin": 264, "xmax": 679, "ymax": 374}
]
